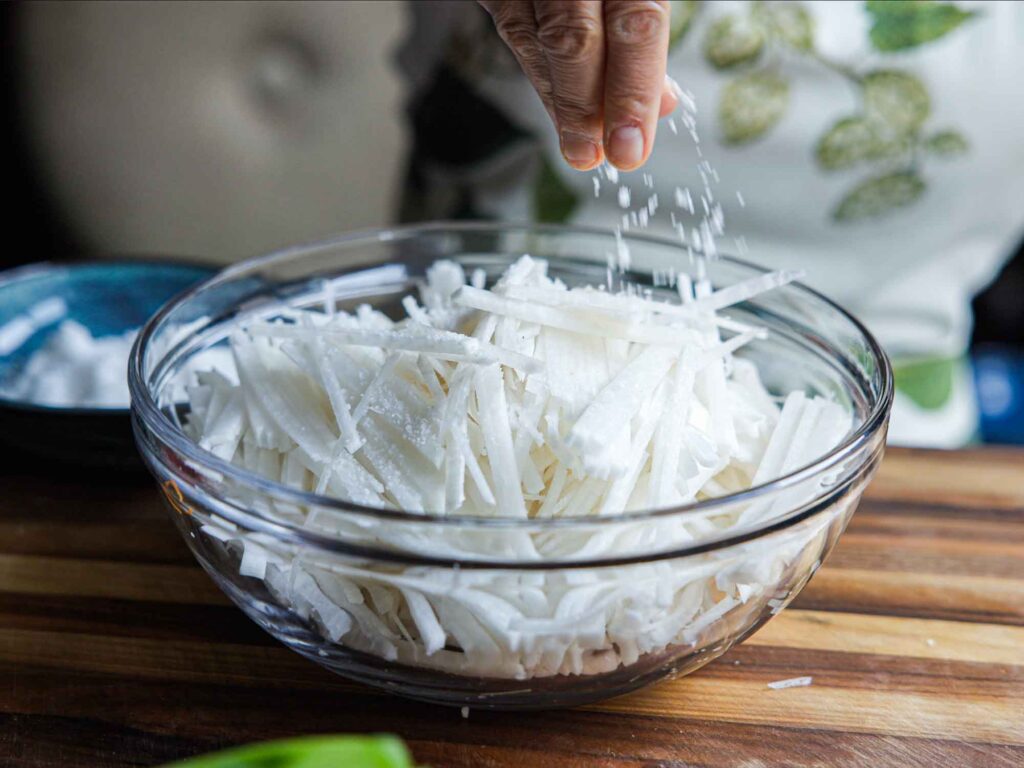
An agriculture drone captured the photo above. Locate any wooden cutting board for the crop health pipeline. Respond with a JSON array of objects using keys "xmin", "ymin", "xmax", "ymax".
[{"xmin": 1, "ymin": 447, "xmax": 1021, "ymax": 767}]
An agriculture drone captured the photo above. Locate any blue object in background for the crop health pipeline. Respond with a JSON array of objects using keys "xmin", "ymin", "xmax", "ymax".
[
  {"xmin": 0, "ymin": 260, "xmax": 216, "ymax": 471},
  {"xmin": 972, "ymin": 345, "xmax": 1024, "ymax": 445},
  {"xmin": 0, "ymin": 261, "xmax": 214, "ymax": 387}
]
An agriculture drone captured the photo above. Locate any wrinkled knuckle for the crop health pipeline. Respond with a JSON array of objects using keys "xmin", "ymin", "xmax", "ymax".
[
  {"xmin": 555, "ymin": 99, "xmax": 599, "ymax": 127},
  {"xmin": 535, "ymin": 79, "xmax": 555, "ymax": 103},
  {"xmin": 606, "ymin": 2, "xmax": 668, "ymax": 45},
  {"xmin": 538, "ymin": 17, "xmax": 602, "ymax": 60},
  {"xmin": 607, "ymin": 94, "xmax": 649, "ymax": 123},
  {"xmin": 498, "ymin": 20, "xmax": 539, "ymax": 54}
]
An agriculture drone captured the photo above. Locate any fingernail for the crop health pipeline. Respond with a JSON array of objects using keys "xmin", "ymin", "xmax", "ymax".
[
  {"xmin": 561, "ymin": 133, "xmax": 600, "ymax": 168},
  {"xmin": 608, "ymin": 125, "xmax": 644, "ymax": 169}
]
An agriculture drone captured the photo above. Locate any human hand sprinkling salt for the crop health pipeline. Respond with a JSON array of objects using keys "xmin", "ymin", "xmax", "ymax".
[{"xmin": 478, "ymin": 1, "xmax": 678, "ymax": 171}]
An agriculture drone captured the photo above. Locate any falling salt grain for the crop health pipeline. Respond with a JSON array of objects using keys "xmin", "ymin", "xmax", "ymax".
[
  {"xmin": 593, "ymin": 177, "xmax": 601, "ymax": 197},
  {"xmin": 736, "ymin": 191, "xmax": 746, "ymax": 208},
  {"xmin": 322, "ymin": 279, "xmax": 337, "ymax": 318},
  {"xmin": 614, "ymin": 228, "xmax": 632, "ymax": 269},
  {"xmin": 679, "ymin": 88, "xmax": 697, "ymax": 114},
  {"xmin": 768, "ymin": 676, "xmax": 813, "ymax": 690},
  {"xmin": 461, "ymin": 706, "xmax": 470, "ymax": 719},
  {"xmin": 701, "ymin": 222, "xmax": 717, "ymax": 258},
  {"xmin": 711, "ymin": 203, "xmax": 725, "ymax": 235},
  {"xmin": 618, "ymin": 186, "xmax": 631, "ymax": 209}
]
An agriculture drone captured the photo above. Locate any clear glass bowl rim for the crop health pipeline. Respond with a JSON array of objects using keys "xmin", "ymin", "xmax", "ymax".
[{"xmin": 129, "ymin": 221, "xmax": 893, "ymax": 537}]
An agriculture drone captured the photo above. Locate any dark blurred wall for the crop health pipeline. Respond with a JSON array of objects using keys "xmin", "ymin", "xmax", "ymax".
[
  {"xmin": 973, "ymin": 251, "xmax": 1024, "ymax": 347},
  {"xmin": 2, "ymin": 4, "xmax": 83, "ymax": 267}
]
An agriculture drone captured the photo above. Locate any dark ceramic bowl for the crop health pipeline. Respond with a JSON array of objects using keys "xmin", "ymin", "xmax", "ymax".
[{"xmin": 0, "ymin": 260, "xmax": 216, "ymax": 471}]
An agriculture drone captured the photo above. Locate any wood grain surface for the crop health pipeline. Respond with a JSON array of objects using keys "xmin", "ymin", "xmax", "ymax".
[{"xmin": 1, "ymin": 447, "xmax": 1021, "ymax": 767}]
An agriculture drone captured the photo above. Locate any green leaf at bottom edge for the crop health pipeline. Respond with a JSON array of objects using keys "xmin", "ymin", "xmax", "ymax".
[{"xmin": 163, "ymin": 735, "xmax": 417, "ymax": 768}]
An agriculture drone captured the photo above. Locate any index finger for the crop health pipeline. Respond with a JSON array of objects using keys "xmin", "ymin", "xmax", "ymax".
[
  {"xmin": 602, "ymin": 0, "xmax": 671, "ymax": 171},
  {"xmin": 535, "ymin": 0, "xmax": 606, "ymax": 170}
]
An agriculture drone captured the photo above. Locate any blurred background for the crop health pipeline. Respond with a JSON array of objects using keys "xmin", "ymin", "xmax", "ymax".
[{"xmin": 1, "ymin": 0, "xmax": 1022, "ymax": 444}]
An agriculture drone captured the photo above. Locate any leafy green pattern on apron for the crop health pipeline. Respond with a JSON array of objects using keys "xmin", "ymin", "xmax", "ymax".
[
  {"xmin": 691, "ymin": 0, "xmax": 975, "ymax": 222},
  {"xmin": 401, "ymin": 1, "xmax": 976, "ymax": 229},
  {"xmin": 893, "ymin": 355, "xmax": 958, "ymax": 410}
]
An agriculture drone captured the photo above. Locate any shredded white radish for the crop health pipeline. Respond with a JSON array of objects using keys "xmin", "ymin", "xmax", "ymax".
[
  {"xmin": 0, "ymin": 318, "xmax": 135, "ymax": 407},
  {"xmin": 183, "ymin": 256, "xmax": 853, "ymax": 681}
]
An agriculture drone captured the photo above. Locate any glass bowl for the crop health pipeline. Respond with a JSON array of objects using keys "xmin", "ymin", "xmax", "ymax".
[{"xmin": 129, "ymin": 223, "xmax": 892, "ymax": 709}]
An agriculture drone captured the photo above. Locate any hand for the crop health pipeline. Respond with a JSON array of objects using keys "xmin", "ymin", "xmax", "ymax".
[{"xmin": 478, "ymin": 0, "xmax": 678, "ymax": 172}]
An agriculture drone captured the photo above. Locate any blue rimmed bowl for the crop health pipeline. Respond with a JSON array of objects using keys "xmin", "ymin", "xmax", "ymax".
[{"xmin": 0, "ymin": 260, "xmax": 215, "ymax": 471}]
